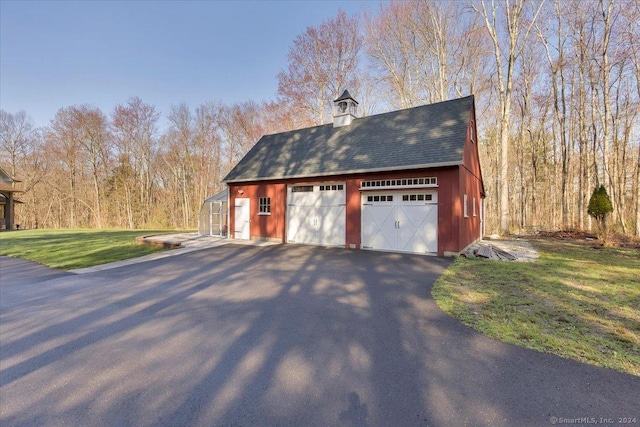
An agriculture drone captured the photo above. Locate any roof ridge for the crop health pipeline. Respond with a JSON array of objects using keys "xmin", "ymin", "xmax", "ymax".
[
  {"xmin": 262, "ymin": 95, "xmax": 474, "ymax": 139},
  {"xmin": 223, "ymin": 95, "xmax": 475, "ymax": 183}
]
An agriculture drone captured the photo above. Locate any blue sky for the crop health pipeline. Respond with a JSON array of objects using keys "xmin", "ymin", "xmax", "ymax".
[{"xmin": 1, "ymin": 0, "xmax": 378, "ymax": 129}]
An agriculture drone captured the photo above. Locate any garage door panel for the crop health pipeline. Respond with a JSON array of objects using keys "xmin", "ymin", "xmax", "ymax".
[
  {"xmin": 316, "ymin": 191, "xmax": 341, "ymax": 206},
  {"xmin": 366, "ymin": 224, "xmax": 396, "ymax": 251},
  {"xmin": 289, "ymin": 191, "xmax": 320, "ymax": 208},
  {"xmin": 397, "ymin": 205, "xmax": 437, "ymax": 253},
  {"xmin": 318, "ymin": 205, "xmax": 346, "ymax": 246},
  {"xmin": 362, "ymin": 205, "xmax": 396, "ymax": 251},
  {"xmin": 361, "ymin": 191, "xmax": 437, "ymax": 255},
  {"xmin": 287, "ymin": 183, "xmax": 346, "ymax": 247},
  {"xmin": 287, "ymin": 206, "xmax": 317, "ymax": 244},
  {"xmin": 397, "ymin": 204, "xmax": 436, "ymax": 230}
]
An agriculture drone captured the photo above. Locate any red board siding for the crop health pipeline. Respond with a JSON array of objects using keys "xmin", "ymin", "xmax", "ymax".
[
  {"xmin": 457, "ymin": 103, "xmax": 484, "ymax": 251},
  {"xmin": 345, "ymin": 178, "xmax": 361, "ymax": 248},
  {"xmin": 225, "ymin": 97, "xmax": 484, "ymax": 256},
  {"xmin": 229, "ymin": 167, "xmax": 471, "ymax": 256},
  {"xmin": 458, "ymin": 166, "xmax": 483, "ymax": 252},
  {"xmin": 229, "ymin": 182, "xmax": 286, "ymax": 242}
]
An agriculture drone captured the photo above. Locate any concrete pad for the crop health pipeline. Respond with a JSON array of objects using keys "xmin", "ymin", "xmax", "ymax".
[{"xmin": 71, "ymin": 235, "xmax": 277, "ymax": 274}]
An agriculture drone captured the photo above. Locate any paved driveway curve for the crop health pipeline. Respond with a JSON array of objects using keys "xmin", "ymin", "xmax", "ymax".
[{"xmin": 1, "ymin": 245, "xmax": 638, "ymax": 426}]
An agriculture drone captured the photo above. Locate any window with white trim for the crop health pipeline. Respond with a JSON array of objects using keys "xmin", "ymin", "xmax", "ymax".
[
  {"xmin": 463, "ymin": 194, "xmax": 468, "ymax": 218},
  {"xmin": 400, "ymin": 193, "xmax": 434, "ymax": 202},
  {"xmin": 366, "ymin": 195, "xmax": 394, "ymax": 203},
  {"xmin": 258, "ymin": 197, "xmax": 271, "ymax": 215},
  {"xmin": 360, "ymin": 177, "xmax": 437, "ymax": 190},
  {"xmin": 291, "ymin": 185, "xmax": 313, "ymax": 192},
  {"xmin": 470, "ymin": 121, "xmax": 476, "ymax": 143},
  {"xmin": 319, "ymin": 184, "xmax": 344, "ymax": 191},
  {"xmin": 473, "ymin": 197, "xmax": 477, "ymax": 217}
]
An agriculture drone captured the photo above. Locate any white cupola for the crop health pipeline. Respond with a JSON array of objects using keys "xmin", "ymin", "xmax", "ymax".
[{"xmin": 333, "ymin": 90, "xmax": 358, "ymax": 128}]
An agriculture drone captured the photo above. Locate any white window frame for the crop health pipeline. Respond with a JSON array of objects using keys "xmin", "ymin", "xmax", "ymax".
[
  {"xmin": 360, "ymin": 177, "xmax": 437, "ymax": 190},
  {"xmin": 258, "ymin": 197, "xmax": 271, "ymax": 215},
  {"xmin": 470, "ymin": 121, "xmax": 476, "ymax": 143},
  {"xmin": 319, "ymin": 184, "xmax": 344, "ymax": 191},
  {"xmin": 463, "ymin": 194, "xmax": 469, "ymax": 218},
  {"xmin": 473, "ymin": 197, "xmax": 477, "ymax": 217}
]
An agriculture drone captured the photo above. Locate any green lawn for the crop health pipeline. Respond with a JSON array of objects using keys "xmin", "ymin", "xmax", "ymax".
[
  {"xmin": 432, "ymin": 238, "xmax": 640, "ymax": 376},
  {"xmin": 0, "ymin": 229, "xmax": 173, "ymax": 270}
]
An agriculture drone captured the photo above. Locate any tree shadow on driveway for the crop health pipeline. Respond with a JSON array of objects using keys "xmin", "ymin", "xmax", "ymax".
[{"xmin": 1, "ymin": 245, "xmax": 638, "ymax": 426}]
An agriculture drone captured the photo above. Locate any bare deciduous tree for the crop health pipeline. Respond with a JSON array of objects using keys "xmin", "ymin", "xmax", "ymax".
[
  {"xmin": 4, "ymin": 1, "xmax": 639, "ymax": 239},
  {"xmin": 0, "ymin": 110, "xmax": 34, "ymax": 179},
  {"xmin": 474, "ymin": 0, "xmax": 544, "ymax": 235},
  {"xmin": 278, "ymin": 10, "xmax": 362, "ymax": 125},
  {"xmin": 111, "ymin": 97, "xmax": 159, "ymax": 228}
]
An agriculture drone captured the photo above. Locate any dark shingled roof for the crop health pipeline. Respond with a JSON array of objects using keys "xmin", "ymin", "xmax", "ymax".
[{"xmin": 223, "ymin": 95, "xmax": 474, "ymax": 183}]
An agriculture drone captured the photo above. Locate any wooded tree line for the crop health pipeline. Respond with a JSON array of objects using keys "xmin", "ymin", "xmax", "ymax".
[{"xmin": 2, "ymin": 0, "xmax": 639, "ymax": 236}]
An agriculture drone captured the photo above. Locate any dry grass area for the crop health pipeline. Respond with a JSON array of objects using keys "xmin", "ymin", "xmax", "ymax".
[
  {"xmin": 432, "ymin": 234, "xmax": 640, "ymax": 376},
  {"xmin": 537, "ymin": 229, "xmax": 640, "ymax": 249}
]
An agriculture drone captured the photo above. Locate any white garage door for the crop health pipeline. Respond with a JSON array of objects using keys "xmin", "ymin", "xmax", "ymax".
[
  {"xmin": 287, "ymin": 183, "xmax": 346, "ymax": 246},
  {"xmin": 362, "ymin": 191, "xmax": 438, "ymax": 254}
]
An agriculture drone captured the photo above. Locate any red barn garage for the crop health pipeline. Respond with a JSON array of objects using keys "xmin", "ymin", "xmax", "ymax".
[{"xmin": 223, "ymin": 92, "xmax": 484, "ymax": 257}]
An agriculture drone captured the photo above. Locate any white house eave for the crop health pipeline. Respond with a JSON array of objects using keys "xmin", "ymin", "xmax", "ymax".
[{"xmin": 222, "ymin": 161, "xmax": 462, "ymax": 184}]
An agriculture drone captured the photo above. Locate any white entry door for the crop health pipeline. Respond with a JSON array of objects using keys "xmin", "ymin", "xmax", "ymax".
[
  {"xmin": 362, "ymin": 191, "xmax": 438, "ymax": 254},
  {"xmin": 286, "ymin": 183, "xmax": 346, "ymax": 246},
  {"xmin": 234, "ymin": 198, "xmax": 250, "ymax": 240}
]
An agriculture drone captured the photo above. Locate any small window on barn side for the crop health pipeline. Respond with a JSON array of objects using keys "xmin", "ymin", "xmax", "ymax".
[
  {"xmin": 473, "ymin": 197, "xmax": 477, "ymax": 217},
  {"xmin": 291, "ymin": 185, "xmax": 313, "ymax": 192},
  {"xmin": 259, "ymin": 197, "xmax": 271, "ymax": 215},
  {"xmin": 463, "ymin": 194, "xmax": 469, "ymax": 218}
]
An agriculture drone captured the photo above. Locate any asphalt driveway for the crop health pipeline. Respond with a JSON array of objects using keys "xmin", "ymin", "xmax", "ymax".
[{"xmin": 0, "ymin": 245, "xmax": 638, "ymax": 426}]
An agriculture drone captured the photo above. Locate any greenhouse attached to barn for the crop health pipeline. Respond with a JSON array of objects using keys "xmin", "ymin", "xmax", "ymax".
[{"xmin": 198, "ymin": 188, "xmax": 228, "ymax": 237}]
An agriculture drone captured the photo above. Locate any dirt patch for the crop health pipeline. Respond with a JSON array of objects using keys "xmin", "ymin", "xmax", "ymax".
[
  {"xmin": 535, "ymin": 230, "xmax": 640, "ymax": 249},
  {"xmin": 135, "ymin": 235, "xmax": 183, "ymax": 249}
]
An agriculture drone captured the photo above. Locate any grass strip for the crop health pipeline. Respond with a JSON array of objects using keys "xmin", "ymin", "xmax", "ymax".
[{"xmin": 0, "ymin": 229, "xmax": 173, "ymax": 270}]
